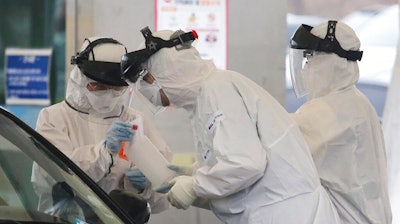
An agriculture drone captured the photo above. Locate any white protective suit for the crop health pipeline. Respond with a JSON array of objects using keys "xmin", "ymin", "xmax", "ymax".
[
  {"xmin": 31, "ymin": 37, "xmax": 172, "ymax": 214},
  {"xmin": 382, "ymin": 41, "xmax": 400, "ymax": 224},
  {"xmin": 290, "ymin": 22, "xmax": 392, "ymax": 223},
  {"xmin": 143, "ymin": 30, "xmax": 341, "ymax": 224}
]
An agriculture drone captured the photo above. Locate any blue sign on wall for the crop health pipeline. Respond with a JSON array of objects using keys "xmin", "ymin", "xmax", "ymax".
[{"xmin": 5, "ymin": 48, "xmax": 52, "ymax": 105}]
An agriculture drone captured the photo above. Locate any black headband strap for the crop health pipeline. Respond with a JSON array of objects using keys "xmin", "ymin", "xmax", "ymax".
[
  {"xmin": 141, "ymin": 26, "xmax": 198, "ymax": 55},
  {"xmin": 119, "ymin": 27, "xmax": 198, "ymax": 83},
  {"xmin": 291, "ymin": 21, "xmax": 363, "ymax": 61},
  {"xmin": 71, "ymin": 38, "xmax": 127, "ymax": 65}
]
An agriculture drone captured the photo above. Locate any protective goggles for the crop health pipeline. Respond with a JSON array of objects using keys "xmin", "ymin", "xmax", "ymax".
[
  {"xmin": 71, "ymin": 38, "xmax": 128, "ymax": 86},
  {"xmin": 120, "ymin": 26, "xmax": 198, "ymax": 83},
  {"xmin": 87, "ymin": 82, "xmax": 127, "ymax": 91},
  {"xmin": 290, "ymin": 20, "xmax": 363, "ymax": 61}
]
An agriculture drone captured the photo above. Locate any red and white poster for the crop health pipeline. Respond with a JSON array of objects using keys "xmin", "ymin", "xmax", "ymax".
[{"xmin": 155, "ymin": 0, "xmax": 228, "ymax": 69}]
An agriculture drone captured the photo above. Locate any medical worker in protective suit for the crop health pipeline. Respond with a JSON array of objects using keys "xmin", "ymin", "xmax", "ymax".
[
  {"xmin": 31, "ymin": 37, "xmax": 172, "ymax": 214},
  {"xmin": 289, "ymin": 21, "xmax": 392, "ymax": 223},
  {"xmin": 120, "ymin": 27, "xmax": 341, "ymax": 224}
]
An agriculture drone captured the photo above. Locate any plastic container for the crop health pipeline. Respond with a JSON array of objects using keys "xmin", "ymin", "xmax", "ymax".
[{"xmin": 125, "ymin": 117, "xmax": 175, "ymax": 190}]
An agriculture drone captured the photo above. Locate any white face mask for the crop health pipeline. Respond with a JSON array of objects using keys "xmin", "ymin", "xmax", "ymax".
[
  {"xmin": 86, "ymin": 89, "xmax": 126, "ymax": 114},
  {"xmin": 138, "ymin": 79, "xmax": 163, "ymax": 106}
]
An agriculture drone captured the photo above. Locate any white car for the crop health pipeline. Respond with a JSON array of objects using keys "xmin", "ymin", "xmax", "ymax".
[{"xmin": 0, "ymin": 106, "xmax": 151, "ymax": 224}]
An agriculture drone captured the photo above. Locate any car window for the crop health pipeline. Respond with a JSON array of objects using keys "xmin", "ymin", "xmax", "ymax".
[{"xmin": 0, "ymin": 108, "xmax": 129, "ymax": 224}]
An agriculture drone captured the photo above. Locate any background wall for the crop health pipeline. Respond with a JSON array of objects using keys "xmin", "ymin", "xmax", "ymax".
[
  {"xmin": 66, "ymin": 0, "xmax": 286, "ymax": 223},
  {"xmin": 66, "ymin": 0, "xmax": 287, "ymax": 103},
  {"xmin": 288, "ymin": 0, "xmax": 397, "ymax": 18}
]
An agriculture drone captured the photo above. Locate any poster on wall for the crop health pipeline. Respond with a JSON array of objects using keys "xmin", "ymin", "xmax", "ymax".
[
  {"xmin": 5, "ymin": 48, "xmax": 52, "ymax": 106},
  {"xmin": 155, "ymin": 0, "xmax": 227, "ymax": 69}
]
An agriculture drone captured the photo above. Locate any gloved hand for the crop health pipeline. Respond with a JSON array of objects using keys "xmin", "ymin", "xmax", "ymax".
[
  {"xmin": 167, "ymin": 176, "xmax": 196, "ymax": 210},
  {"xmin": 154, "ymin": 163, "xmax": 197, "ymax": 193},
  {"xmin": 105, "ymin": 121, "xmax": 134, "ymax": 154},
  {"xmin": 154, "ymin": 182, "xmax": 173, "ymax": 194},
  {"xmin": 125, "ymin": 167, "xmax": 150, "ymax": 192}
]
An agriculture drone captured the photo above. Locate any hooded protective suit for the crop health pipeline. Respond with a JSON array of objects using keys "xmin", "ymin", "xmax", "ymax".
[
  {"xmin": 142, "ymin": 30, "xmax": 341, "ymax": 224},
  {"xmin": 31, "ymin": 37, "xmax": 172, "ymax": 214},
  {"xmin": 290, "ymin": 22, "xmax": 392, "ymax": 223}
]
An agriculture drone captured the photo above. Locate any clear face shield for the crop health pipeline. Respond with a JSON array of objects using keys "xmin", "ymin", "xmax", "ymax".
[
  {"xmin": 84, "ymin": 87, "xmax": 130, "ymax": 148},
  {"xmin": 120, "ymin": 26, "xmax": 198, "ymax": 84},
  {"xmin": 69, "ymin": 37, "xmax": 133, "ymax": 145},
  {"xmin": 125, "ymin": 69, "xmax": 167, "ymax": 116},
  {"xmin": 289, "ymin": 21, "xmax": 363, "ymax": 98},
  {"xmin": 119, "ymin": 26, "xmax": 198, "ymax": 115},
  {"xmin": 86, "ymin": 83, "xmax": 128, "ymax": 112},
  {"xmin": 84, "ymin": 81, "xmax": 130, "ymax": 143},
  {"xmin": 289, "ymin": 48, "xmax": 314, "ymax": 98},
  {"xmin": 136, "ymin": 69, "xmax": 165, "ymax": 107}
]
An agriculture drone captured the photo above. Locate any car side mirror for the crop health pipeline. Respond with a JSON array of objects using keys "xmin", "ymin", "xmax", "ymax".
[{"xmin": 109, "ymin": 189, "xmax": 150, "ymax": 224}]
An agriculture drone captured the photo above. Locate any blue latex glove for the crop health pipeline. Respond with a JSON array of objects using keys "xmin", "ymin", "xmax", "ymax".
[
  {"xmin": 105, "ymin": 121, "xmax": 134, "ymax": 154},
  {"xmin": 168, "ymin": 164, "xmax": 196, "ymax": 176},
  {"xmin": 154, "ymin": 182, "xmax": 173, "ymax": 194},
  {"xmin": 125, "ymin": 168, "xmax": 150, "ymax": 192}
]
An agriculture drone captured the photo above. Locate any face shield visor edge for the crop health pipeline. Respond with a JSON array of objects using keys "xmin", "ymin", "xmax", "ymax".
[{"xmin": 289, "ymin": 48, "xmax": 313, "ymax": 98}]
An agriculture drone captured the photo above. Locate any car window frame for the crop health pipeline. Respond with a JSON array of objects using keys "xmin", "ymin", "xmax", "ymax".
[{"xmin": 0, "ymin": 107, "xmax": 137, "ymax": 224}]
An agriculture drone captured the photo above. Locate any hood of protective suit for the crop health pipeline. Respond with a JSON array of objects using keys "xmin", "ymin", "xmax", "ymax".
[
  {"xmin": 140, "ymin": 30, "xmax": 216, "ymax": 110},
  {"xmin": 79, "ymin": 36, "xmax": 126, "ymax": 63},
  {"xmin": 66, "ymin": 37, "xmax": 127, "ymax": 116},
  {"xmin": 305, "ymin": 22, "xmax": 360, "ymax": 100}
]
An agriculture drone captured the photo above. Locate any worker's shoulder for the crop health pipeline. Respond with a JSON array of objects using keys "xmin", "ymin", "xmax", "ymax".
[
  {"xmin": 203, "ymin": 70, "xmax": 237, "ymax": 90},
  {"xmin": 39, "ymin": 101, "xmax": 66, "ymax": 114}
]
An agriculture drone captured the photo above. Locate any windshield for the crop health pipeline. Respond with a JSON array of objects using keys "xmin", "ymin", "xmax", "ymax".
[{"xmin": 0, "ymin": 107, "xmax": 129, "ymax": 224}]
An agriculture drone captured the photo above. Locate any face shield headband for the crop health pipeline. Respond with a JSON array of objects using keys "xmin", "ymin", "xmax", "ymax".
[
  {"xmin": 71, "ymin": 38, "xmax": 128, "ymax": 86},
  {"xmin": 290, "ymin": 20, "xmax": 363, "ymax": 61},
  {"xmin": 120, "ymin": 26, "xmax": 199, "ymax": 83}
]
